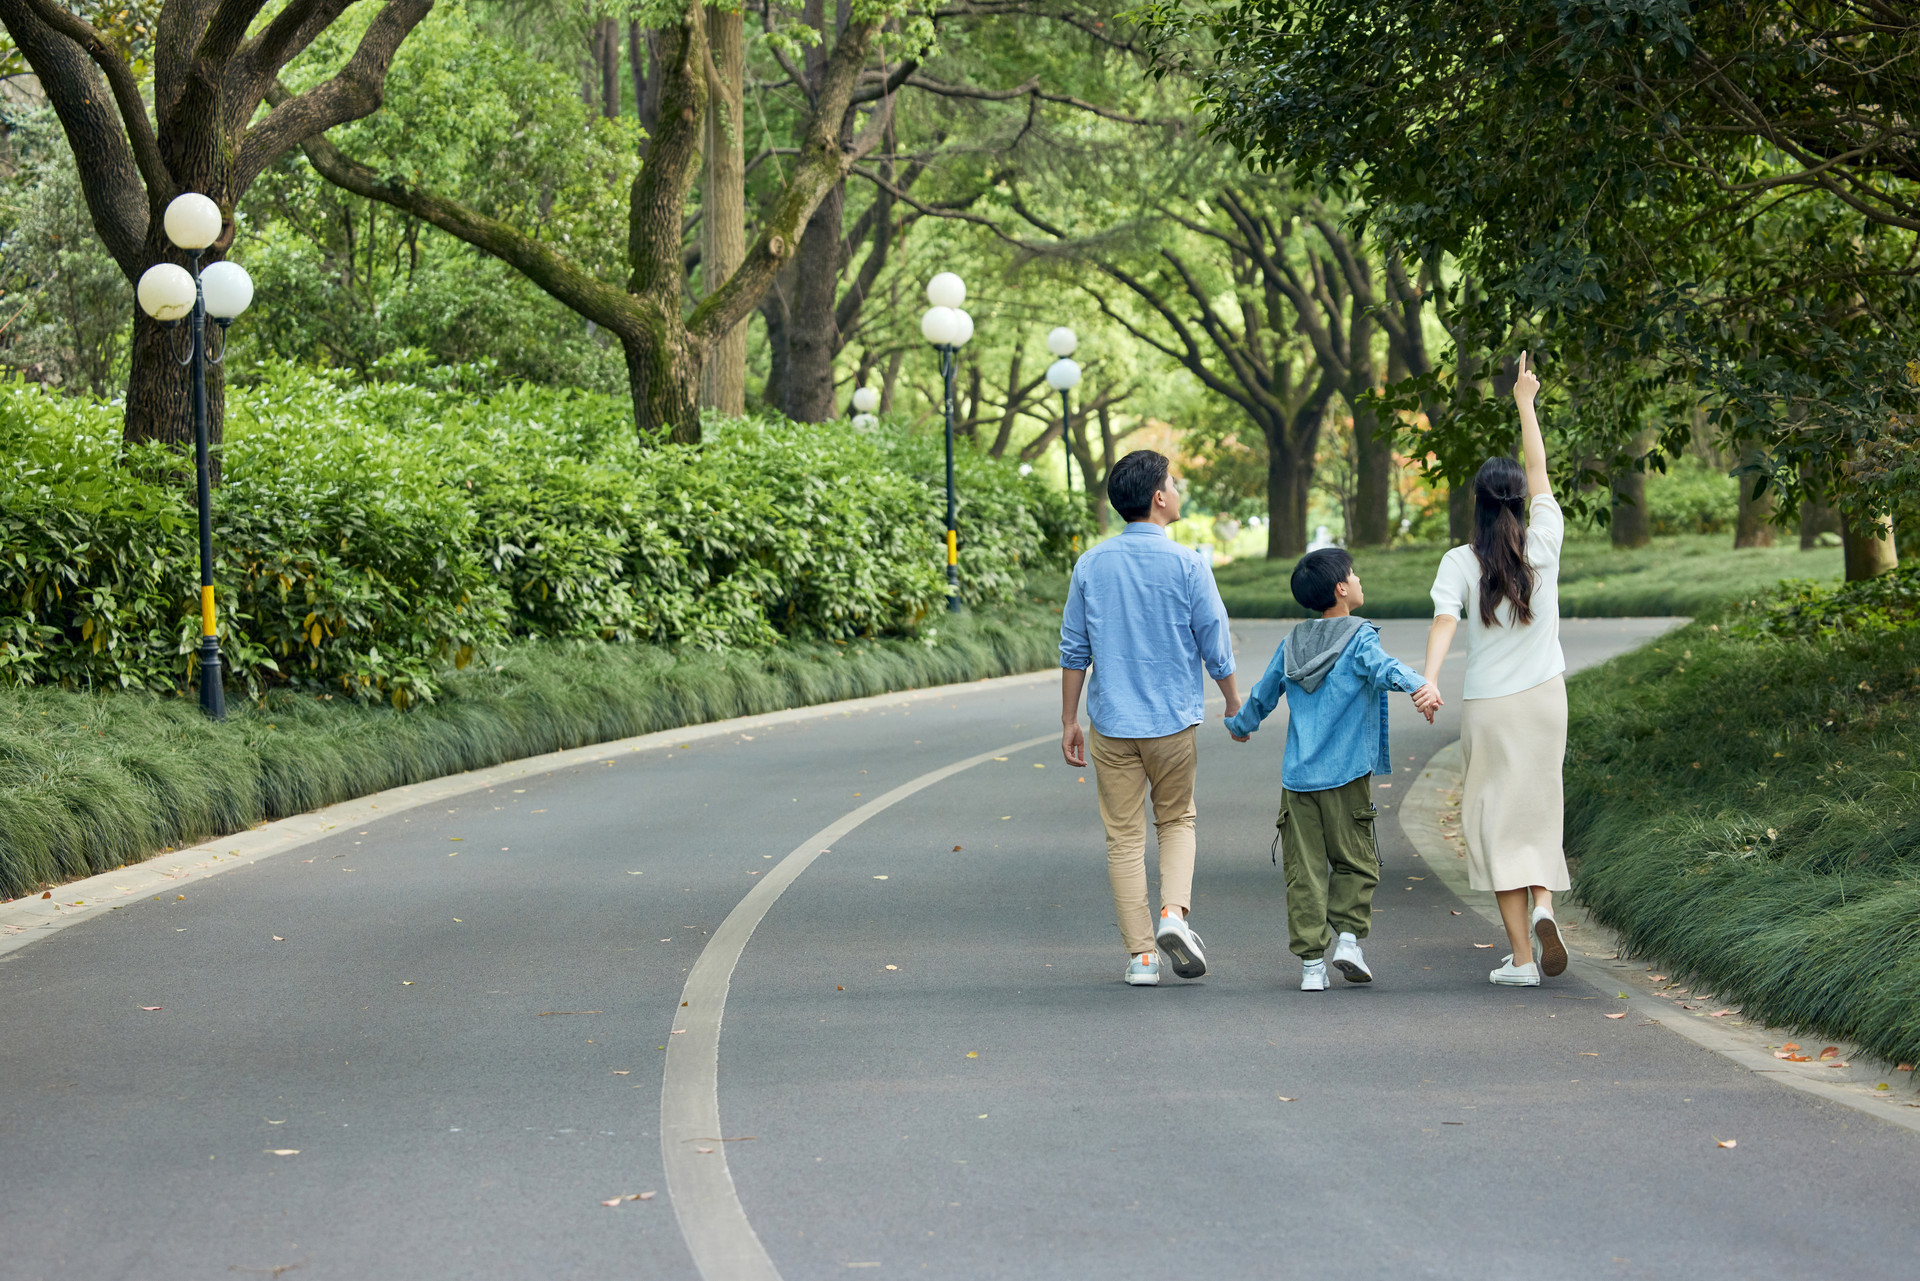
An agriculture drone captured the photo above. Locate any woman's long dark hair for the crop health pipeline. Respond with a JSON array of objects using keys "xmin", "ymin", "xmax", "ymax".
[{"xmin": 1471, "ymin": 456, "xmax": 1534, "ymax": 627}]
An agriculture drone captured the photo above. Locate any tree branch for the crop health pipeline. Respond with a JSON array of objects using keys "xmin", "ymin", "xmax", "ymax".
[{"xmin": 13, "ymin": 0, "xmax": 169, "ymax": 203}]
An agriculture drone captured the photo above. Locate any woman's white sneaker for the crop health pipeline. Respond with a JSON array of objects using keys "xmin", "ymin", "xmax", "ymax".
[
  {"xmin": 1531, "ymin": 906, "xmax": 1568, "ymax": 977},
  {"xmin": 1301, "ymin": 959, "xmax": 1330, "ymax": 991},
  {"xmin": 1489, "ymin": 955, "xmax": 1541, "ymax": 986},
  {"xmin": 1125, "ymin": 952, "xmax": 1161, "ymax": 986}
]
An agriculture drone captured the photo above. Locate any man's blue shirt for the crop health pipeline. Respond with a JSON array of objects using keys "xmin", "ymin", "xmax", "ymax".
[
  {"xmin": 1059, "ymin": 522, "xmax": 1235, "ymax": 739},
  {"xmin": 1224, "ymin": 622, "xmax": 1423, "ymax": 792}
]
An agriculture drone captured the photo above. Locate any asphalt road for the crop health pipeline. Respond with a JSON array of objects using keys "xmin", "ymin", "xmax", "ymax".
[{"xmin": 4, "ymin": 617, "xmax": 1917, "ymax": 1281}]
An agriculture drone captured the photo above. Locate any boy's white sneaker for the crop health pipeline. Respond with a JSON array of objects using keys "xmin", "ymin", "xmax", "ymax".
[
  {"xmin": 1530, "ymin": 906, "xmax": 1568, "ymax": 977},
  {"xmin": 1125, "ymin": 952, "xmax": 1160, "ymax": 987},
  {"xmin": 1489, "ymin": 955, "xmax": 1541, "ymax": 987},
  {"xmin": 1154, "ymin": 910, "xmax": 1208, "ymax": 979},
  {"xmin": 1300, "ymin": 959, "xmax": 1330, "ymax": 991},
  {"xmin": 1330, "ymin": 932, "xmax": 1372, "ymax": 983}
]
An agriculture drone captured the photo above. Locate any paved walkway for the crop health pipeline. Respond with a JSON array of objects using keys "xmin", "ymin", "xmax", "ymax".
[{"xmin": 4, "ymin": 619, "xmax": 1916, "ymax": 1280}]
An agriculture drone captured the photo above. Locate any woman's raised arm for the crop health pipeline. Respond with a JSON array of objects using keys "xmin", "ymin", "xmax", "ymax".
[{"xmin": 1515, "ymin": 351, "xmax": 1550, "ymax": 500}]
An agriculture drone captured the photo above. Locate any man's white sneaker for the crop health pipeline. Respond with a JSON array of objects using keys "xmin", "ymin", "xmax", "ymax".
[
  {"xmin": 1330, "ymin": 932, "xmax": 1372, "ymax": 984},
  {"xmin": 1489, "ymin": 955, "xmax": 1541, "ymax": 986},
  {"xmin": 1126, "ymin": 953, "xmax": 1160, "ymax": 986},
  {"xmin": 1300, "ymin": 959, "xmax": 1330, "ymax": 991},
  {"xmin": 1154, "ymin": 911, "xmax": 1208, "ymax": 979},
  {"xmin": 1531, "ymin": 906, "xmax": 1568, "ymax": 977}
]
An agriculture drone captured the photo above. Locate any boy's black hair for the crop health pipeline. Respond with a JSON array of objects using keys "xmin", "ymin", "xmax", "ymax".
[
  {"xmin": 1107, "ymin": 450, "xmax": 1170, "ymax": 521},
  {"xmin": 1291, "ymin": 547, "xmax": 1354, "ymax": 612}
]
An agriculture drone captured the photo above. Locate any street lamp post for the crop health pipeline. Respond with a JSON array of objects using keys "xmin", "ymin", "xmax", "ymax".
[
  {"xmin": 1046, "ymin": 328, "xmax": 1083, "ymax": 560},
  {"xmin": 136, "ymin": 193, "xmax": 255, "ymax": 722},
  {"xmin": 920, "ymin": 273, "xmax": 973, "ymax": 613},
  {"xmin": 1045, "ymin": 327, "xmax": 1081, "ymax": 497}
]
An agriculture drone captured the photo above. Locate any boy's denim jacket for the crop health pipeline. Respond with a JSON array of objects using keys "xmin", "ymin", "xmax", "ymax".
[{"xmin": 1223, "ymin": 621, "xmax": 1424, "ymax": 793}]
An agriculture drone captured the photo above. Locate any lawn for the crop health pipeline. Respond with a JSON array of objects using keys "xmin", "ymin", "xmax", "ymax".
[{"xmin": 1212, "ymin": 533, "xmax": 1844, "ymax": 618}]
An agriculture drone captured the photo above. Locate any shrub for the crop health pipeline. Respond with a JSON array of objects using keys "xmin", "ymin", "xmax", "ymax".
[
  {"xmin": 1644, "ymin": 453, "xmax": 1739, "ymax": 536},
  {"xmin": 0, "ymin": 368, "xmax": 1084, "ymax": 705}
]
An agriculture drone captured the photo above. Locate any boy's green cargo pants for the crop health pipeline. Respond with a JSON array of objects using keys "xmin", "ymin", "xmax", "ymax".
[{"xmin": 1277, "ymin": 773, "xmax": 1380, "ymax": 960}]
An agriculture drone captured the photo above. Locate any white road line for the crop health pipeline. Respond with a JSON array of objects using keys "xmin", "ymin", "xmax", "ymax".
[{"xmin": 661, "ymin": 732, "xmax": 1056, "ymax": 1281}]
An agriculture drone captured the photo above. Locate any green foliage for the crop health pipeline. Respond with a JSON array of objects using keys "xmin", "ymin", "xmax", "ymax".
[
  {"xmin": 0, "ymin": 600, "xmax": 1065, "ymax": 898},
  {"xmin": 0, "ymin": 368, "xmax": 1075, "ymax": 704},
  {"xmin": 1644, "ymin": 454, "xmax": 1739, "ymax": 537},
  {"xmin": 1733, "ymin": 562, "xmax": 1920, "ymax": 641},
  {"xmin": 1212, "ymin": 532, "xmax": 1842, "ymax": 619},
  {"xmin": 1566, "ymin": 624, "xmax": 1920, "ymax": 1068}
]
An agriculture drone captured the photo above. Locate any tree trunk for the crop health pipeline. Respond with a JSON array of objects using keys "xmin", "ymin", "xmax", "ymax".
[
  {"xmin": 622, "ymin": 323, "xmax": 701, "ymax": 443},
  {"xmin": 784, "ymin": 180, "xmax": 843, "ymax": 421},
  {"xmin": 598, "ymin": 18, "xmax": 621, "ymax": 118},
  {"xmin": 124, "ymin": 304, "xmax": 225, "ymax": 482},
  {"xmin": 1732, "ymin": 441, "xmax": 1776, "ymax": 548},
  {"xmin": 1611, "ymin": 433, "xmax": 1652, "ymax": 549},
  {"xmin": 1843, "ymin": 515, "xmax": 1898, "ymax": 581},
  {"xmin": 1448, "ymin": 483, "xmax": 1472, "ymax": 544},
  {"xmin": 1800, "ymin": 466, "xmax": 1843, "ymax": 549},
  {"xmin": 1347, "ymin": 316, "xmax": 1391, "ymax": 547},
  {"xmin": 757, "ymin": 271, "xmax": 794, "ymax": 412},
  {"xmin": 1265, "ymin": 435, "xmax": 1308, "ymax": 559},
  {"xmin": 697, "ymin": 6, "xmax": 746, "ymax": 414}
]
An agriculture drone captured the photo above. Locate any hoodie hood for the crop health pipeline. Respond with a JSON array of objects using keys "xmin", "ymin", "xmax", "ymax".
[{"xmin": 1284, "ymin": 616, "xmax": 1368, "ymax": 693}]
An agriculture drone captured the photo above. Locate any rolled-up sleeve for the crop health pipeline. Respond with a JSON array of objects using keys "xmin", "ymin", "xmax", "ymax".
[
  {"xmin": 1430, "ymin": 552, "xmax": 1467, "ymax": 619},
  {"xmin": 1188, "ymin": 559, "xmax": 1235, "ymax": 680},
  {"xmin": 1059, "ymin": 567, "xmax": 1091, "ymax": 670}
]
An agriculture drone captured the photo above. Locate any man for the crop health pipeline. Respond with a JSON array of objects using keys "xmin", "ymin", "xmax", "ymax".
[{"xmin": 1061, "ymin": 450, "xmax": 1241, "ymax": 987}]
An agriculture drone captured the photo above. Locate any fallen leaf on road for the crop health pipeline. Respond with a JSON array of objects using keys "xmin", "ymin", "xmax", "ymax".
[
  {"xmin": 836, "ymin": 986, "xmax": 844, "ymax": 991},
  {"xmin": 670, "ymin": 1029, "xmax": 686, "ymax": 1035},
  {"xmin": 1472, "ymin": 943, "xmax": 1495, "ymax": 949},
  {"xmin": 1824, "ymin": 1060, "xmax": 1851, "ymax": 1069},
  {"xmin": 636, "ymin": 1191, "xmax": 656, "ymax": 1200},
  {"xmin": 402, "ymin": 981, "xmax": 414, "ymax": 986},
  {"xmin": 1407, "ymin": 876, "xmax": 1425, "ymax": 881},
  {"xmin": 1033, "ymin": 763, "xmax": 1044, "ymax": 769},
  {"xmin": 272, "ymin": 936, "xmax": 285, "ymax": 942},
  {"xmin": 1774, "ymin": 1051, "xmax": 1810, "ymax": 1062},
  {"xmin": 1781, "ymin": 1041, "xmax": 1801, "ymax": 1051},
  {"xmin": 1899, "ymin": 1064, "xmax": 1915, "ymax": 1072},
  {"xmin": 1450, "ymin": 910, "xmax": 1462, "ymax": 916},
  {"xmin": 611, "ymin": 1070, "xmax": 630, "ymax": 1076},
  {"xmin": 265, "ymin": 1149, "xmax": 300, "ymax": 1156},
  {"xmin": 966, "ymin": 1051, "xmax": 978, "ymax": 1058},
  {"xmin": 139, "ymin": 1006, "xmax": 162, "ymax": 1011},
  {"xmin": 885, "ymin": 965, "xmax": 898, "ymax": 971},
  {"xmin": 1000, "ymin": 816, "xmax": 1011, "ymax": 821},
  {"xmin": 1276, "ymin": 1096, "xmax": 1297, "ymax": 1102},
  {"xmin": 696, "ymin": 1146, "xmax": 714, "ymax": 1153},
  {"xmin": 992, "ymin": 757, "xmax": 1007, "ymax": 762},
  {"xmin": 40, "ymin": 891, "xmax": 50, "ymax": 899},
  {"xmin": 952, "ymin": 846, "xmax": 963, "ymax": 852},
  {"xmin": 1876, "ymin": 1083, "xmax": 1891, "ymax": 1091},
  {"xmin": 600, "ymin": 1197, "xmax": 623, "ymax": 1207},
  {"xmin": 1717, "ymin": 1139, "xmax": 1737, "ymax": 1149},
  {"xmin": 1605, "ymin": 1013, "xmax": 1626, "ymax": 1020},
  {"xmin": 1650, "ymin": 975, "xmax": 1667, "ymax": 981},
  {"xmin": 1709, "ymin": 1009, "xmax": 1734, "ymax": 1017},
  {"xmin": 872, "ymin": 875, "xmax": 888, "ymax": 880},
  {"xmin": 1819, "ymin": 1046, "xmax": 1842, "ymax": 1060}
]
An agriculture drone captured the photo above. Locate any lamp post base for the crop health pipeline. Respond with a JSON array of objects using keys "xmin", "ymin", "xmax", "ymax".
[{"xmin": 198, "ymin": 638, "xmax": 226, "ymax": 722}]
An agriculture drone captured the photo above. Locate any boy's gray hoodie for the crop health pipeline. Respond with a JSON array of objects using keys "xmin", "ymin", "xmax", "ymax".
[{"xmin": 1282, "ymin": 615, "xmax": 1367, "ymax": 693}]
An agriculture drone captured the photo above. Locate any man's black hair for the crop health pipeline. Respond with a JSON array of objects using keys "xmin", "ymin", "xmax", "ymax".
[
  {"xmin": 1107, "ymin": 450, "xmax": 1170, "ymax": 521},
  {"xmin": 1291, "ymin": 547, "xmax": 1355, "ymax": 612}
]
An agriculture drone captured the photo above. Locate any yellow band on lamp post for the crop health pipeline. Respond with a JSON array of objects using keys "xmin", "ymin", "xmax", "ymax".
[
  {"xmin": 200, "ymin": 586, "xmax": 216, "ymax": 636},
  {"xmin": 946, "ymin": 530, "xmax": 958, "ymax": 565}
]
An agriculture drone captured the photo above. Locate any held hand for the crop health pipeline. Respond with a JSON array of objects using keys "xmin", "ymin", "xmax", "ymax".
[
  {"xmin": 1229, "ymin": 730, "xmax": 1250, "ymax": 743},
  {"xmin": 1062, "ymin": 720, "xmax": 1088, "ymax": 768},
  {"xmin": 1513, "ymin": 349, "xmax": 1540, "ymax": 407},
  {"xmin": 1411, "ymin": 681, "xmax": 1443, "ymax": 724}
]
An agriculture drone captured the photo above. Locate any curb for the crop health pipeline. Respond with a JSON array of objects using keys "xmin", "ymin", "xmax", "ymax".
[
  {"xmin": 1399, "ymin": 739, "xmax": 1920, "ymax": 1136},
  {"xmin": 0, "ymin": 667, "xmax": 1057, "ymax": 963}
]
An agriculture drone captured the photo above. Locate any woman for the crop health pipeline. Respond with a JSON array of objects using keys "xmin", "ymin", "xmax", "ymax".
[{"xmin": 1422, "ymin": 352, "xmax": 1570, "ymax": 987}]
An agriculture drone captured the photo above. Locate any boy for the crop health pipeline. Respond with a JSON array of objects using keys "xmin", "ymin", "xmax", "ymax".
[{"xmin": 1225, "ymin": 549, "xmax": 1441, "ymax": 990}]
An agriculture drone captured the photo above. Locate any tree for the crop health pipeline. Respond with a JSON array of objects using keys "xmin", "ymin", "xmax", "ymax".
[
  {"xmin": 1145, "ymin": 0, "xmax": 1920, "ymax": 575},
  {"xmin": 0, "ymin": 0, "xmax": 434, "ymax": 461}
]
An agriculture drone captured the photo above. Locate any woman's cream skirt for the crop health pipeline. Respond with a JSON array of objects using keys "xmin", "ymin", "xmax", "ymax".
[{"xmin": 1459, "ymin": 673, "xmax": 1570, "ymax": 893}]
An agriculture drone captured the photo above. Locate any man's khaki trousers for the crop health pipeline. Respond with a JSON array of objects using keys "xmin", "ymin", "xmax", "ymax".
[{"xmin": 1089, "ymin": 725, "xmax": 1198, "ymax": 955}]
